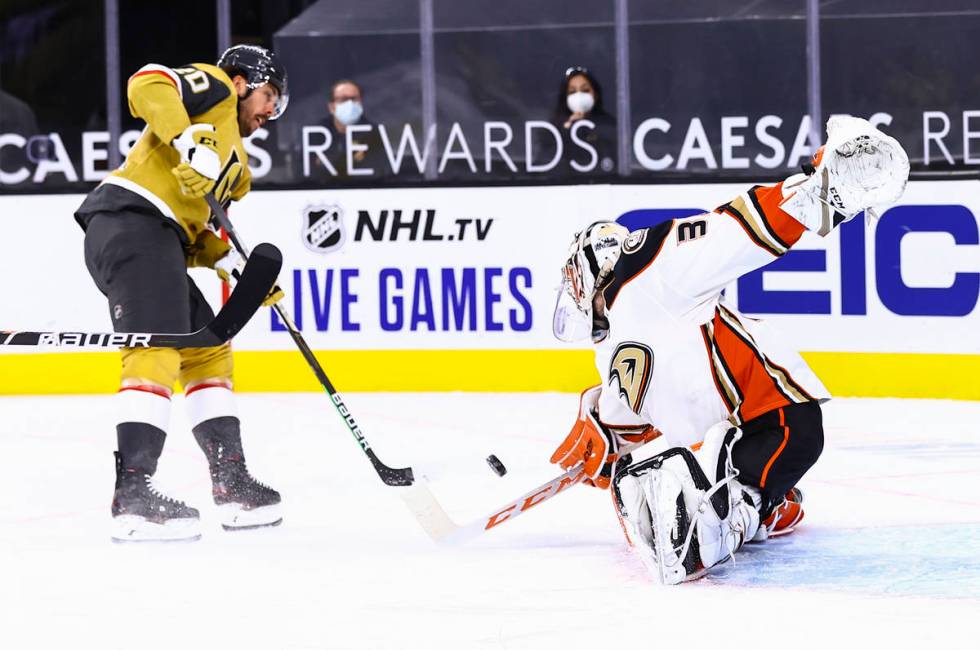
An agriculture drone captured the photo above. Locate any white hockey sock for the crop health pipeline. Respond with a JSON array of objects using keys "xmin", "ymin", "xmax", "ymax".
[
  {"xmin": 184, "ymin": 381, "xmax": 237, "ymax": 429},
  {"xmin": 117, "ymin": 385, "xmax": 172, "ymax": 432}
]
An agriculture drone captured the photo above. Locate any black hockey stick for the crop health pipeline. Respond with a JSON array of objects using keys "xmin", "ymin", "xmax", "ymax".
[
  {"xmin": 205, "ymin": 195, "xmax": 415, "ymax": 486},
  {"xmin": 1, "ymin": 243, "xmax": 282, "ymax": 349}
]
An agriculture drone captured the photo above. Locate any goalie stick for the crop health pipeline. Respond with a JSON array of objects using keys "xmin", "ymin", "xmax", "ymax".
[
  {"xmin": 401, "ymin": 438, "xmax": 652, "ymax": 543},
  {"xmin": 205, "ymin": 195, "xmax": 415, "ymax": 487},
  {"xmin": 1, "ymin": 243, "xmax": 282, "ymax": 349}
]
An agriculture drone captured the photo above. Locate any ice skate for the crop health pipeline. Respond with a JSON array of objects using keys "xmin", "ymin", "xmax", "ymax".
[
  {"xmin": 758, "ymin": 487, "xmax": 805, "ymax": 539},
  {"xmin": 111, "ymin": 452, "xmax": 201, "ymax": 543},
  {"xmin": 209, "ymin": 456, "xmax": 282, "ymax": 530},
  {"xmin": 194, "ymin": 417, "xmax": 282, "ymax": 530}
]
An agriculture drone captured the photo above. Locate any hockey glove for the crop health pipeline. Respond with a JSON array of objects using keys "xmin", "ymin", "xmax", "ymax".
[
  {"xmin": 188, "ymin": 231, "xmax": 283, "ymax": 307},
  {"xmin": 186, "ymin": 230, "xmax": 231, "ymax": 269},
  {"xmin": 215, "ymin": 248, "xmax": 284, "ymax": 307},
  {"xmin": 550, "ymin": 385, "xmax": 619, "ymax": 489},
  {"xmin": 779, "ymin": 115, "xmax": 909, "ymax": 235},
  {"xmin": 171, "ymin": 124, "xmax": 221, "ymax": 198}
]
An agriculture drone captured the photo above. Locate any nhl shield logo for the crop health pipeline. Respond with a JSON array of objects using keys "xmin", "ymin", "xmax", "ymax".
[{"xmin": 302, "ymin": 203, "xmax": 345, "ymax": 253}]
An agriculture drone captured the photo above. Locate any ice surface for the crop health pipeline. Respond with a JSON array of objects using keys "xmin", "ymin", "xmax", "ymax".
[{"xmin": 1, "ymin": 393, "xmax": 978, "ymax": 649}]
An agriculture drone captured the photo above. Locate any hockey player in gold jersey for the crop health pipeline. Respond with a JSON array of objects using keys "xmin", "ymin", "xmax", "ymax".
[{"xmin": 75, "ymin": 45, "xmax": 288, "ymax": 542}]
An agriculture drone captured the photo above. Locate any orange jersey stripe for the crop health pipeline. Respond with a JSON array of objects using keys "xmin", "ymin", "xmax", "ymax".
[
  {"xmin": 701, "ymin": 324, "xmax": 739, "ymax": 414},
  {"xmin": 710, "ymin": 310, "xmax": 793, "ymax": 422},
  {"xmin": 748, "ymin": 183, "xmax": 806, "ymax": 249}
]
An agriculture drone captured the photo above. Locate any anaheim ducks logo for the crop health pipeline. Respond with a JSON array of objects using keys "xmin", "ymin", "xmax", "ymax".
[
  {"xmin": 608, "ymin": 342, "xmax": 654, "ymax": 414},
  {"xmin": 302, "ymin": 203, "xmax": 346, "ymax": 253}
]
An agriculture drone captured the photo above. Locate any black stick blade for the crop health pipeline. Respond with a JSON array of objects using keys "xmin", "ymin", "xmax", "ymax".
[
  {"xmin": 368, "ymin": 450, "xmax": 415, "ymax": 486},
  {"xmin": 202, "ymin": 242, "xmax": 283, "ymax": 345},
  {"xmin": 149, "ymin": 242, "xmax": 282, "ymax": 348}
]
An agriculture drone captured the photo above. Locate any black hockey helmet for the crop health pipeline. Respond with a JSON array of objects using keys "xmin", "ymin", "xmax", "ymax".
[{"xmin": 217, "ymin": 44, "xmax": 289, "ymax": 120}]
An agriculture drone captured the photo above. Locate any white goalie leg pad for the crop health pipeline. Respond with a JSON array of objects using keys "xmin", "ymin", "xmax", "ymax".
[
  {"xmin": 691, "ymin": 422, "xmax": 761, "ymax": 569},
  {"xmin": 693, "ymin": 481, "xmax": 761, "ymax": 571},
  {"xmin": 614, "ymin": 421, "xmax": 762, "ymax": 584},
  {"xmin": 615, "ymin": 452, "xmax": 711, "ymax": 585},
  {"xmin": 644, "ymin": 463, "xmax": 699, "ymax": 585},
  {"xmin": 614, "ymin": 473, "xmax": 660, "ymax": 575},
  {"xmin": 781, "ymin": 115, "xmax": 910, "ymax": 234}
]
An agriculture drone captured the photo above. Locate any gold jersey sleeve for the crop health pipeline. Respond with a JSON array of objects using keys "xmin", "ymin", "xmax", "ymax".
[{"xmin": 106, "ymin": 63, "xmax": 252, "ymax": 241}]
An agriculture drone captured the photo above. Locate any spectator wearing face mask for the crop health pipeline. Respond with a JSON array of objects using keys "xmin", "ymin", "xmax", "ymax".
[
  {"xmin": 314, "ymin": 79, "xmax": 385, "ymax": 180},
  {"xmin": 547, "ymin": 66, "xmax": 617, "ymax": 176}
]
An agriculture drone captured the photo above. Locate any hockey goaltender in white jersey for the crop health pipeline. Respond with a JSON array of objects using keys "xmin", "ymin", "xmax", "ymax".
[{"xmin": 550, "ymin": 116, "xmax": 910, "ymax": 584}]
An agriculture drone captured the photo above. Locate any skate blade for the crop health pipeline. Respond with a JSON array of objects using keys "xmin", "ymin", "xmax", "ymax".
[
  {"xmin": 111, "ymin": 514, "xmax": 202, "ymax": 543},
  {"xmin": 217, "ymin": 502, "xmax": 283, "ymax": 531}
]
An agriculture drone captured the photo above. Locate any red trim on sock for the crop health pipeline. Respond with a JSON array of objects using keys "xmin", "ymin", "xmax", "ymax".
[
  {"xmin": 185, "ymin": 380, "xmax": 232, "ymax": 396},
  {"xmin": 118, "ymin": 385, "xmax": 171, "ymax": 399}
]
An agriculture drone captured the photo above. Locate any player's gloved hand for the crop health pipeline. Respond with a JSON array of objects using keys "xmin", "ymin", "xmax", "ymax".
[
  {"xmin": 261, "ymin": 284, "xmax": 285, "ymax": 307},
  {"xmin": 214, "ymin": 248, "xmax": 284, "ymax": 307},
  {"xmin": 780, "ymin": 116, "xmax": 909, "ymax": 235},
  {"xmin": 214, "ymin": 247, "xmax": 244, "ymax": 283},
  {"xmin": 186, "ymin": 230, "xmax": 231, "ymax": 268},
  {"xmin": 171, "ymin": 124, "xmax": 221, "ymax": 198},
  {"xmin": 550, "ymin": 385, "xmax": 620, "ymax": 489}
]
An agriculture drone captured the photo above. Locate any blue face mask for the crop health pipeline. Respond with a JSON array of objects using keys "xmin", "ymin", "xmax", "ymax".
[{"xmin": 334, "ymin": 99, "xmax": 363, "ymax": 126}]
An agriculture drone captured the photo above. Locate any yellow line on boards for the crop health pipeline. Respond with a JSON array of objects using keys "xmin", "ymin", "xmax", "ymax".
[
  {"xmin": 800, "ymin": 351, "xmax": 979, "ymax": 400},
  {"xmin": 0, "ymin": 350, "xmax": 977, "ymax": 400}
]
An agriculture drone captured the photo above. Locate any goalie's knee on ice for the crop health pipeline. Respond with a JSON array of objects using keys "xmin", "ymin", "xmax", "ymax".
[
  {"xmin": 736, "ymin": 401, "xmax": 824, "ymax": 508},
  {"xmin": 772, "ymin": 401, "xmax": 825, "ymax": 475},
  {"xmin": 790, "ymin": 400, "xmax": 824, "ymax": 464},
  {"xmin": 121, "ymin": 347, "xmax": 180, "ymax": 389}
]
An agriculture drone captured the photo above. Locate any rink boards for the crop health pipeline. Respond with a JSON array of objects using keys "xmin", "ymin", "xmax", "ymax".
[{"xmin": 0, "ymin": 180, "xmax": 977, "ymax": 398}]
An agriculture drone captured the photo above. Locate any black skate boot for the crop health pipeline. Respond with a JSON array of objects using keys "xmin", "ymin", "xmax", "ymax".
[
  {"xmin": 112, "ymin": 451, "xmax": 201, "ymax": 543},
  {"xmin": 193, "ymin": 416, "xmax": 282, "ymax": 530}
]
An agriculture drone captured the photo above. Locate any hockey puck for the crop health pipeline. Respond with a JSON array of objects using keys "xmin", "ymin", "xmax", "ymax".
[{"xmin": 486, "ymin": 454, "xmax": 507, "ymax": 477}]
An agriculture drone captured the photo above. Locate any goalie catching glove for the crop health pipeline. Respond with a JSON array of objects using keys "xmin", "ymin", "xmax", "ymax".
[
  {"xmin": 779, "ymin": 115, "xmax": 910, "ymax": 236},
  {"xmin": 187, "ymin": 231, "xmax": 283, "ymax": 307},
  {"xmin": 550, "ymin": 385, "xmax": 657, "ymax": 489},
  {"xmin": 172, "ymin": 124, "xmax": 221, "ymax": 198}
]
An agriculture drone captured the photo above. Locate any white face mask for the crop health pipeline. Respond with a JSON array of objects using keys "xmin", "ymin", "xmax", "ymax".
[
  {"xmin": 566, "ymin": 91, "xmax": 595, "ymax": 115},
  {"xmin": 334, "ymin": 99, "xmax": 363, "ymax": 126}
]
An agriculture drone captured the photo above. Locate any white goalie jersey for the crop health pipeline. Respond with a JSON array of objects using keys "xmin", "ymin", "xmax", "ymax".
[
  {"xmin": 565, "ymin": 115, "xmax": 910, "ymax": 586},
  {"xmin": 592, "ymin": 182, "xmax": 831, "ymax": 447}
]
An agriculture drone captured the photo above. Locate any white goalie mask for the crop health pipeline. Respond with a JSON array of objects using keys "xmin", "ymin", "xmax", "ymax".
[{"xmin": 553, "ymin": 221, "xmax": 629, "ymax": 343}]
